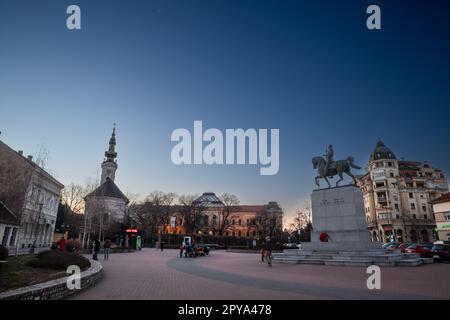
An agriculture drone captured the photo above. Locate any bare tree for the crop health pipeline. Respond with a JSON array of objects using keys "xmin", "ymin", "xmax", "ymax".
[
  {"xmin": 60, "ymin": 183, "xmax": 84, "ymax": 214},
  {"xmin": 161, "ymin": 192, "xmax": 177, "ymax": 233},
  {"xmin": 178, "ymin": 194, "xmax": 207, "ymax": 234},
  {"xmin": 33, "ymin": 144, "xmax": 50, "ymax": 171},
  {"xmin": 217, "ymin": 193, "xmax": 239, "ymax": 236},
  {"xmin": 290, "ymin": 201, "xmax": 312, "ymax": 234},
  {"xmin": 130, "ymin": 200, "xmax": 159, "ymax": 236}
]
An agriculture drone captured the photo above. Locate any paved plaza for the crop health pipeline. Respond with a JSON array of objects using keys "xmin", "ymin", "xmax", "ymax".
[{"xmin": 70, "ymin": 248, "xmax": 450, "ymax": 300}]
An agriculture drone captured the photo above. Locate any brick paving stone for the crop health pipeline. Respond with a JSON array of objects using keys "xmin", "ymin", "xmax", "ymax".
[{"xmin": 70, "ymin": 248, "xmax": 450, "ymax": 300}]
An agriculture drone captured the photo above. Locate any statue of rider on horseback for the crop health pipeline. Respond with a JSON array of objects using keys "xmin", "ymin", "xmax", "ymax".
[{"xmin": 312, "ymin": 144, "xmax": 361, "ymax": 188}]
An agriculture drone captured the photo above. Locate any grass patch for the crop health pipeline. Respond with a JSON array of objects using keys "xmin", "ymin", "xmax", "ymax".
[{"xmin": 0, "ymin": 251, "xmax": 90, "ymax": 293}]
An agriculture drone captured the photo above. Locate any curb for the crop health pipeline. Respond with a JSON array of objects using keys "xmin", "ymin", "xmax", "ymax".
[{"xmin": 0, "ymin": 259, "xmax": 103, "ymax": 300}]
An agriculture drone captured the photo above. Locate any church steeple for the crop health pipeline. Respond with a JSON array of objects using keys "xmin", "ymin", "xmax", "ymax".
[
  {"xmin": 101, "ymin": 124, "xmax": 118, "ymax": 183},
  {"xmin": 105, "ymin": 124, "xmax": 117, "ymax": 162}
]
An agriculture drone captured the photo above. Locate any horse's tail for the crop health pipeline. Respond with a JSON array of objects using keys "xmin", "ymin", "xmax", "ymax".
[{"xmin": 347, "ymin": 156, "xmax": 361, "ymax": 169}]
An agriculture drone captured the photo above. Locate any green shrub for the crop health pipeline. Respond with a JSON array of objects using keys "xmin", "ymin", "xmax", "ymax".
[
  {"xmin": 0, "ymin": 245, "xmax": 8, "ymax": 261},
  {"xmin": 27, "ymin": 250, "xmax": 90, "ymax": 270}
]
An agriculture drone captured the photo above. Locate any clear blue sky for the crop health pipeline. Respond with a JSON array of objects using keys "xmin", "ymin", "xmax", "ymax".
[{"xmin": 1, "ymin": 0, "xmax": 449, "ymax": 225}]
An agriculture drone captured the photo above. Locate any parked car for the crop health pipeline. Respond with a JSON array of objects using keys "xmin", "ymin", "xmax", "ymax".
[
  {"xmin": 386, "ymin": 243, "xmax": 401, "ymax": 251},
  {"xmin": 386, "ymin": 242, "xmax": 413, "ymax": 252},
  {"xmin": 398, "ymin": 242, "xmax": 413, "ymax": 253},
  {"xmin": 405, "ymin": 244, "xmax": 433, "ymax": 257},
  {"xmin": 434, "ymin": 240, "xmax": 450, "ymax": 245},
  {"xmin": 431, "ymin": 244, "xmax": 450, "ymax": 262},
  {"xmin": 382, "ymin": 242, "xmax": 400, "ymax": 249}
]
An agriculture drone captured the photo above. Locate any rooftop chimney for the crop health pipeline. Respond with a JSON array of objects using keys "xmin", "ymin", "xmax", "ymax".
[
  {"xmin": 27, "ymin": 155, "xmax": 33, "ymax": 161},
  {"xmin": 18, "ymin": 150, "xmax": 23, "ymax": 156}
]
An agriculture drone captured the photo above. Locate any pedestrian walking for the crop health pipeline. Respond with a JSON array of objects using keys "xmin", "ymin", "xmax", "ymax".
[
  {"xmin": 103, "ymin": 238, "xmax": 111, "ymax": 260},
  {"xmin": 93, "ymin": 239, "xmax": 101, "ymax": 260},
  {"xmin": 265, "ymin": 236, "xmax": 273, "ymax": 267},
  {"xmin": 58, "ymin": 237, "xmax": 67, "ymax": 252},
  {"xmin": 160, "ymin": 241, "xmax": 164, "ymax": 252},
  {"xmin": 260, "ymin": 247, "xmax": 266, "ymax": 262},
  {"xmin": 179, "ymin": 242, "xmax": 184, "ymax": 258}
]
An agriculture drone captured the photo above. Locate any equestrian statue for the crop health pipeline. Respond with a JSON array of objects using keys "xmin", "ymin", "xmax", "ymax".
[{"xmin": 312, "ymin": 144, "xmax": 361, "ymax": 188}]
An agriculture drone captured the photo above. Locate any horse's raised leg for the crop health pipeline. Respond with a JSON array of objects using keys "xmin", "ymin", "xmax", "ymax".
[
  {"xmin": 335, "ymin": 172, "xmax": 343, "ymax": 187},
  {"xmin": 315, "ymin": 176, "xmax": 320, "ymax": 188},
  {"xmin": 346, "ymin": 171, "xmax": 358, "ymax": 185}
]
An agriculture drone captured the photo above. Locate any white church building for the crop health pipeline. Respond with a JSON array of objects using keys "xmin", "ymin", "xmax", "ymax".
[{"xmin": 84, "ymin": 126, "xmax": 129, "ymax": 240}]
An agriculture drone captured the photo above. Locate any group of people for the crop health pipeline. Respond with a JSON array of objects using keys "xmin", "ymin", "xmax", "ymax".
[
  {"xmin": 51, "ymin": 237, "xmax": 75, "ymax": 253},
  {"xmin": 179, "ymin": 241, "xmax": 210, "ymax": 258},
  {"xmin": 89, "ymin": 238, "xmax": 111, "ymax": 261}
]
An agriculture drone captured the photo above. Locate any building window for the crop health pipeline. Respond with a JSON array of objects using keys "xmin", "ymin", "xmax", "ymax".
[
  {"xmin": 238, "ymin": 219, "xmax": 241, "ymax": 226},
  {"xmin": 396, "ymin": 214, "xmax": 400, "ymax": 219},
  {"xmin": 9, "ymin": 228, "xmax": 17, "ymax": 247},
  {"xmin": 246, "ymin": 230, "xmax": 249, "ymax": 237},
  {"xmin": 252, "ymin": 230, "xmax": 256, "ymax": 237},
  {"xmin": 1, "ymin": 227, "xmax": 10, "ymax": 246},
  {"xmin": 410, "ymin": 203, "xmax": 416, "ymax": 210},
  {"xmin": 444, "ymin": 214, "xmax": 450, "ymax": 221},
  {"xmin": 389, "ymin": 171, "xmax": 394, "ymax": 178},
  {"xmin": 238, "ymin": 230, "xmax": 241, "ymax": 237},
  {"xmin": 394, "ymin": 204, "xmax": 399, "ymax": 211},
  {"xmin": 413, "ymin": 214, "xmax": 417, "ymax": 219},
  {"xmin": 232, "ymin": 219, "xmax": 235, "ymax": 225},
  {"xmin": 422, "ymin": 205, "xmax": 427, "ymax": 212},
  {"xmin": 423, "ymin": 214, "xmax": 428, "ymax": 220},
  {"xmin": 409, "ymin": 193, "xmax": 413, "ymax": 199}
]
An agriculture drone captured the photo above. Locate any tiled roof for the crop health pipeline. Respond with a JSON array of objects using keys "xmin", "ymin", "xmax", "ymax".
[
  {"xmin": 432, "ymin": 193, "xmax": 450, "ymax": 204},
  {"xmin": 234, "ymin": 205, "xmax": 266, "ymax": 212},
  {"xmin": 85, "ymin": 178, "xmax": 129, "ymax": 203},
  {"xmin": 0, "ymin": 202, "xmax": 20, "ymax": 226}
]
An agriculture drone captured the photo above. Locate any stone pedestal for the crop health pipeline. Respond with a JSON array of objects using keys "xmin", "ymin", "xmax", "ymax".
[
  {"xmin": 301, "ymin": 185, "xmax": 380, "ymax": 251},
  {"xmin": 272, "ymin": 185, "xmax": 432, "ymax": 266}
]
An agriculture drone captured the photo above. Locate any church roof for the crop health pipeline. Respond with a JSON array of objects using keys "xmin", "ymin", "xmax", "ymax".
[
  {"xmin": 85, "ymin": 178, "xmax": 129, "ymax": 204},
  {"xmin": 370, "ymin": 140, "xmax": 397, "ymax": 161}
]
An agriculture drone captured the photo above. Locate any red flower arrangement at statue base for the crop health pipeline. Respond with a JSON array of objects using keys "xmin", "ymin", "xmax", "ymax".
[{"xmin": 319, "ymin": 232, "xmax": 329, "ymax": 242}]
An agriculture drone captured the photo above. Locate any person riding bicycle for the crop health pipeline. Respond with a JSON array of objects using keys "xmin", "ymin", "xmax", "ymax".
[{"xmin": 265, "ymin": 236, "xmax": 273, "ymax": 267}]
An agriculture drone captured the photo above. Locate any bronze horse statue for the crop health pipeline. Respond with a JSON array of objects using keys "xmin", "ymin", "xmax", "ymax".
[{"xmin": 312, "ymin": 156, "xmax": 361, "ymax": 188}]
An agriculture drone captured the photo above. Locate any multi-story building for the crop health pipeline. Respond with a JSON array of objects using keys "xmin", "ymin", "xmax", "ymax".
[
  {"xmin": 360, "ymin": 140, "xmax": 448, "ymax": 243},
  {"xmin": 431, "ymin": 193, "xmax": 450, "ymax": 241},
  {"xmin": 160, "ymin": 192, "xmax": 284, "ymax": 240},
  {"xmin": 0, "ymin": 139, "xmax": 64, "ymax": 250}
]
